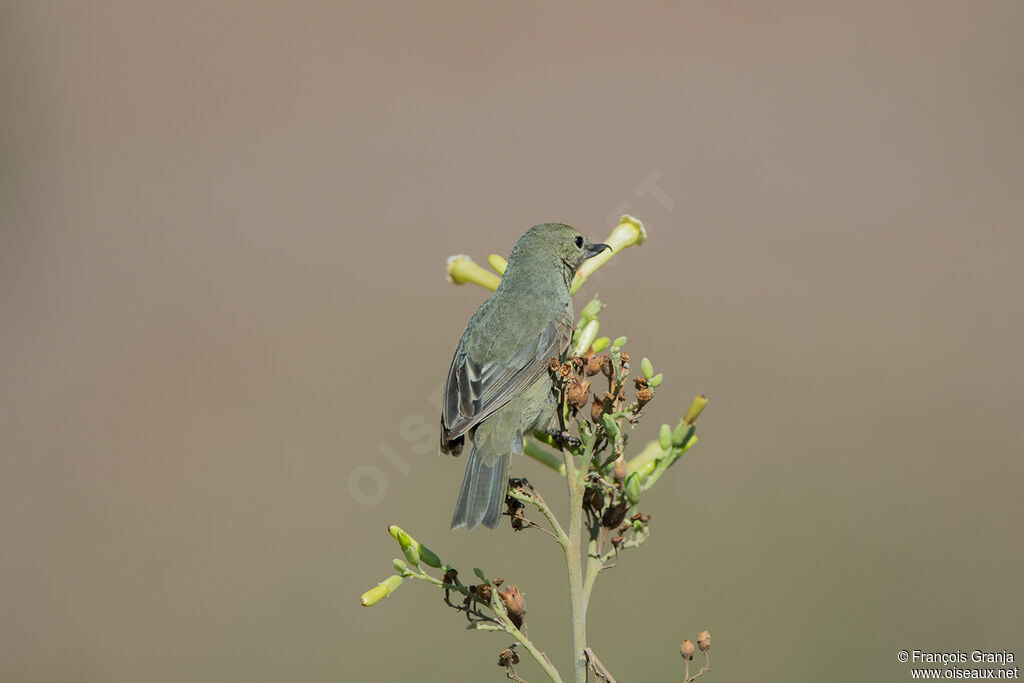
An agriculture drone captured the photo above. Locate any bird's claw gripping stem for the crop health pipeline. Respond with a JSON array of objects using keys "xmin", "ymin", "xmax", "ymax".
[{"xmin": 545, "ymin": 429, "xmax": 581, "ymax": 449}]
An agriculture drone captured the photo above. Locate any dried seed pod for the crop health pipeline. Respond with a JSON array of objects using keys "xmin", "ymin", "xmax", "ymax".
[
  {"xmin": 498, "ymin": 585, "xmax": 526, "ymax": 629},
  {"xmin": 498, "ymin": 647, "xmax": 520, "ymax": 667},
  {"xmin": 590, "ymin": 394, "xmax": 605, "ymax": 424},
  {"xmin": 567, "ymin": 379, "xmax": 591, "ymax": 411},
  {"xmin": 601, "ymin": 501, "xmax": 628, "ymax": 529}
]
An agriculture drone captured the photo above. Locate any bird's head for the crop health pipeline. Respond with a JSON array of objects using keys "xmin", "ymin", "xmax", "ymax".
[{"xmin": 506, "ymin": 223, "xmax": 611, "ymax": 285}]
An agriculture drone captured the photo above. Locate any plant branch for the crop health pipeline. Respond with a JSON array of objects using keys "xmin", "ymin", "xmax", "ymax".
[{"xmin": 507, "ymin": 486, "xmax": 568, "ymax": 548}]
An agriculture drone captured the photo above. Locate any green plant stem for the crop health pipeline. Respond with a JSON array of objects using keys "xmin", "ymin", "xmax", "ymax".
[
  {"xmin": 507, "ymin": 488, "xmax": 568, "ymax": 548},
  {"xmin": 562, "ymin": 445, "xmax": 588, "ymax": 683},
  {"xmin": 405, "ymin": 567, "xmax": 564, "ymax": 683},
  {"xmin": 488, "ymin": 588, "xmax": 565, "ymax": 683},
  {"xmin": 582, "ymin": 539, "xmax": 602, "ymax": 611}
]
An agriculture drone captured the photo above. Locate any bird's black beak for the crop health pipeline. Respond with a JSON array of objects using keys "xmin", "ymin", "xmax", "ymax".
[{"xmin": 586, "ymin": 242, "xmax": 612, "ymax": 259}]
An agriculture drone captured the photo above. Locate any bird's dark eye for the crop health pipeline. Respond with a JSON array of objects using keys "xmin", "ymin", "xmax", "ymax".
[{"xmin": 573, "ymin": 235, "xmax": 584, "ymax": 249}]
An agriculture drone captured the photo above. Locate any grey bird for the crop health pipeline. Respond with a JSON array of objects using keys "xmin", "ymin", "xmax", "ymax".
[{"xmin": 441, "ymin": 223, "xmax": 610, "ymax": 530}]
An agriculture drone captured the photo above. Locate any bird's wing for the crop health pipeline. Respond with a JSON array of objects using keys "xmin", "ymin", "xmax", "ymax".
[{"xmin": 442, "ymin": 314, "xmax": 571, "ymax": 442}]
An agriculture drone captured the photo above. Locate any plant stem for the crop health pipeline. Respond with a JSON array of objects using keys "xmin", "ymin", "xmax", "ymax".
[
  {"xmin": 406, "ymin": 568, "xmax": 565, "ymax": 683},
  {"xmin": 582, "ymin": 550, "xmax": 602, "ymax": 611},
  {"xmin": 507, "ymin": 488, "xmax": 569, "ymax": 549},
  {"xmin": 562, "ymin": 446, "xmax": 588, "ymax": 683},
  {"xmin": 507, "ymin": 620, "xmax": 564, "ymax": 683}
]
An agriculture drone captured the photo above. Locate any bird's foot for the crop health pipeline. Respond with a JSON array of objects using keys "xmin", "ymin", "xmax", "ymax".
[{"xmin": 544, "ymin": 428, "xmax": 581, "ymax": 449}]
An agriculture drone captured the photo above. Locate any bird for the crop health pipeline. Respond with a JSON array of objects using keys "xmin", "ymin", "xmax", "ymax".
[{"xmin": 441, "ymin": 223, "xmax": 610, "ymax": 530}]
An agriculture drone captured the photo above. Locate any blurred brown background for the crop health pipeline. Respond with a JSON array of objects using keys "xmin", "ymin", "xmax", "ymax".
[{"xmin": 2, "ymin": 2, "xmax": 1022, "ymax": 681}]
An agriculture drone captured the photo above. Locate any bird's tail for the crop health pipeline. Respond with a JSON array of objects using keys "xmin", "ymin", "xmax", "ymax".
[{"xmin": 450, "ymin": 445, "xmax": 510, "ymax": 531}]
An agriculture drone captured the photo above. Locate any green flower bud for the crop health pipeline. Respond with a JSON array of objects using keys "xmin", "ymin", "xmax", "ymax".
[
  {"xmin": 672, "ymin": 421, "xmax": 695, "ymax": 448},
  {"xmin": 601, "ymin": 413, "xmax": 619, "ymax": 439},
  {"xmin": 360, "ymin": 574, "xmax": 403, "ymax": 607},
  {"xmin": 591, "ymin": 337, "xmax": 611, "ymax": 353},
  {"xmin": 574, "ymin": 319, "xmax": 599, "ymax": 356},
  {"xmin": 387, "ymin": 524, "xmax": 428, "ymax": 567},
  {"xmin": 487, "ymin": 253, "xmax": 508, "ymax": 275},
  {"xmin": 417, "ymin": 543, "xmax": 442, "ymax": 569},
  {"xmin": 684, "ymin": 394, "xmax": 708, "ymax": 425},
  {"xmin": 388, "ymin": 524, "xmax": 411, "ymax": 548},
  {"xmin": 392, "ymin": 558, "xmax": 408, "ymax": 573},
  {"xmin": 641, "ymin": 357, "xmax": 653, "ymax": 379},
  {"xmin": 632, "ymin": 519, "xmax": 644, "ymax": 535},
  {"xmin": 402, "ymin": 542, "xmax": 420, "ymax": 567},
  {"xmin": 650, "ymin": 373, "xmax": 663, "ymax": 388},
  {"xmin": 612, "ymin": 336, "xmax": 628, "ymax": 350},
  {"xmin": 580, "ymin": 296, "xmax": 604, "ymax": 322},
  {"xmin": 659, "ymin": 423, "xmax": 671, "ymax": 450},
  {"xmin": 624, "ymin": 472, "xmax": 641, "ymax": 504}
]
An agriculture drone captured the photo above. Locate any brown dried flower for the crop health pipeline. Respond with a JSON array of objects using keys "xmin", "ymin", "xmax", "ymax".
[
  {"xmin": 698, "ymin": 630, "xmax": 711, "ymax": 653},
  {"xmin": 681, "ymin": 639, "xmax": 695, "ymax": 660},
  {"xmin": 498, "ymin": 646, "xmax": 520, "ymax": 667},
  {"xmin": 498, "ymin": 585, "xmax": 526, "ymax": 629},
  {"xmin": 582, "ymin": 485, "xmax": 604, "ymax": 514},
  {"xmin": 636, "ymin": 387, "xmax": 654, "ymax": 407},
  {"xmin": 601, "ymin": 501, "xmax": 628, "ymax": 529},
  {"xmin": 567, "ymin": 378, "xmax": 591, "ymax": 412},
  {"xmin": 590, "ymin": 394, "xmax": 605, "ymax": 424}
]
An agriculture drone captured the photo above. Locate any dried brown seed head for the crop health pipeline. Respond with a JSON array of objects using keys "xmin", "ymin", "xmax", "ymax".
[
  {"xmin": 498, "ymin": 585, "xmax": 526, "ymax": 629},
  {"xmin": 681, "ymin": 639, "xmax": 695, "ymax": 660},
  {"xmin": 567, "ymin": 379, "xmax": 591, "ymax": 412},
  {"xmin": 698, "ymin": 630, "xmax": 711, "ymax": 652},
  {"xmin": 582, "ymin": 485, "xmax": 604, "ymax": 514},
  {"xmin": 601, "ymin": 501, "xmax": 629, "ymax": 529},
  {"xmin": 636, "ymin": 387, "xmax": 654, "ymax": 406},
  {"xmin": 498, "ymin": 646, "xmax": 520, "ymax": 667}
]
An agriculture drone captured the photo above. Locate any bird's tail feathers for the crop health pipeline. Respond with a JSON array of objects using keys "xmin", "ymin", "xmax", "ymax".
[{"xmin": 450, "ymin": 444, "xmax": 511, "ymax": 531}]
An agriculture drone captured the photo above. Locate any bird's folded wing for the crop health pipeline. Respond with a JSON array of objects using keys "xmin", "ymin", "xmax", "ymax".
[{"xmin": 442, "ymin": 315, "xmax": 571, "ymax": 442}]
